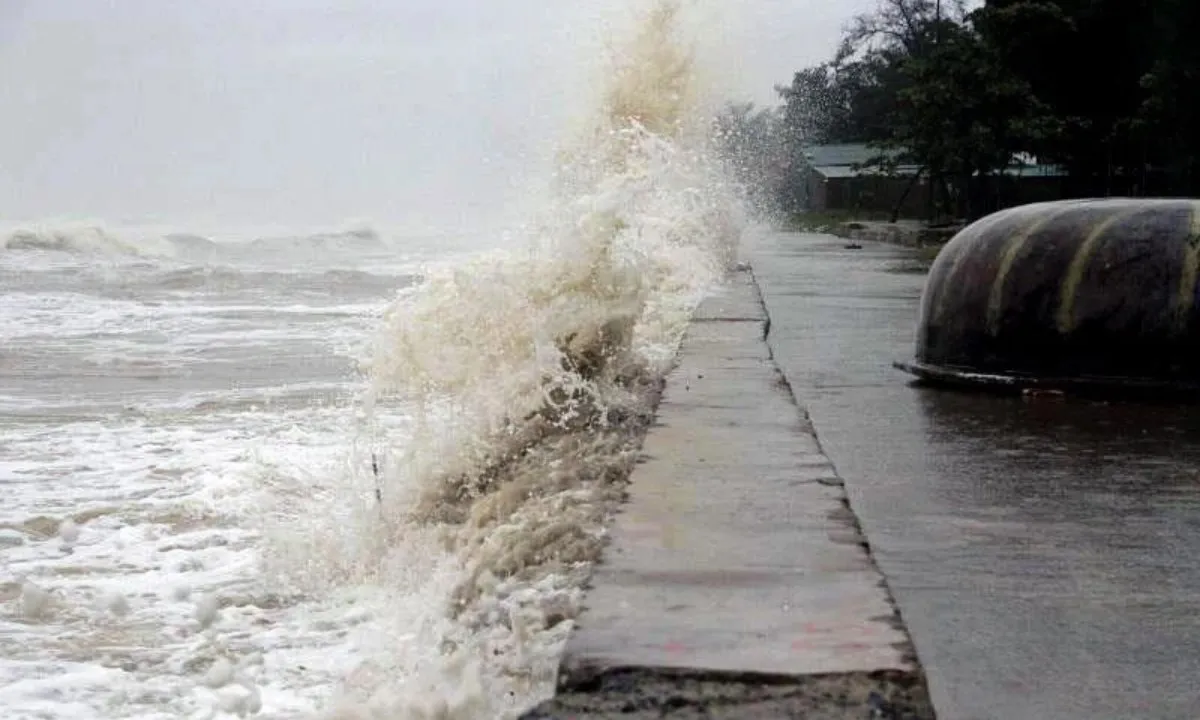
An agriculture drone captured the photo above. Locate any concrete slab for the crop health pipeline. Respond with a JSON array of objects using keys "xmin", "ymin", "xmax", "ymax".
[
  {"xmin": 523, "ymin": 268, "xmax": 933, "ymax": 719},
  {"xmin": 690, "ymin": 269, "xmax": 768, "ymax": 322},
  {"xmin": 749, "ymin": 231, "xmax": 1200, "ymax": 719}
]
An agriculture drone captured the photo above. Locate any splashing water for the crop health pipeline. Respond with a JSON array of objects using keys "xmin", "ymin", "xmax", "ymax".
[
  {"xmin": 246, "ymin": 2, "xmax": 748, "ymax": 717},
  {"xmin": 0, "ymin": 3, "xmax": 748, "ymax": 720}
]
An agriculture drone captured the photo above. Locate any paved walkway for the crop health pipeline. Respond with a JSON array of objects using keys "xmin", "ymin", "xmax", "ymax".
[
  {"xmin": 749, "ymin": 231, "xmax": 1200, "ymax": 720},
  {"xmin": 524, "ymin": 268, "xmax": 933, "ymax": 719}
]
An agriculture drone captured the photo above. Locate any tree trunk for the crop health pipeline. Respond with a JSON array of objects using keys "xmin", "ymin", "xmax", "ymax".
[
  {"xmin": 939, "ymin": 175, "xmax": 955, "ymax": 222},
  {"xmin": 890, "ymin": 166, "xmax": 925, "ymax": 223},
  {"xmin": 927, "ymin": 166, "xmax": 939, "ymax": 223},
  {"xmin": 960, "ymin": 169, "xmax": 974, "ymax": 220}
]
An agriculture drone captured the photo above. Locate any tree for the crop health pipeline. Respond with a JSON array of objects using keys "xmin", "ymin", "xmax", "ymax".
[
  {"xmin": 775, "ymin": 61, "xmax": 893, "ymax": 147},
  {"xmin": 839, "ymin": 0, "xmax": 968, "ymax": 57},
  {"xmin": 1133, "ymin": 0, "xmax": 1200, "ymax": 194},
  {"xmin": 773, "ymin": 0, "xmax": 962, "ymax": 149},
  {"xmin": 712, "ymin": 102, "xmax": 788, "ymax": 213},
  {"xmin": 974, "ymin": 0, "xmax": 1160, "ymax": 194},
  {"xmin": 758, "ymin": 0, "xmax": 1200, "ymax": 221},
  {"xmin": 807, "ymin": 0, "xmax": 1047, "ymax": 219},
  {"xmin": 881, "ymin": 17, "xmax": 1049, "ymax": 217}
]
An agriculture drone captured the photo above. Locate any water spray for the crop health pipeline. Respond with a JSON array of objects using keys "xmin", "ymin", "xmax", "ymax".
[{"xmin": 371, "ymin": 452, "xmax": 382, "ymax": 504}]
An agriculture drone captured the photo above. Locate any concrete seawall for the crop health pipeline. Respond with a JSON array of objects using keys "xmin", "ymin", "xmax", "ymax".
[{"xmin": 523, "ymin": 268, "xmax": 934, "ymax": 719}]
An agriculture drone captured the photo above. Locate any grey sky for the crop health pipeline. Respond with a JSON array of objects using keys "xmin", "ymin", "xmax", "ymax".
[{"xmin": 0, "ymin": 1, "xmax": 876, "ymax": 235}]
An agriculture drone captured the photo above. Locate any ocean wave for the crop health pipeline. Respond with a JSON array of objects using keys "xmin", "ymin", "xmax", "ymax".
[
  {"xmin": 150, "ymin": 266, "xmax": 419, "ymax": 296},
  {"xmin": 259, "ymin": 2, "xmax": 747, "ymax": 717},
  {"xmin": 0, "ymin": 2, "xmax": 752, "ymax": 717},
  {"xmin": 0, "ymin": 224, "xmax": 400, "ymax": 267},
  {"xmin": 242, "ymin": 226, "xmax": 385, "ymax": 254},
  {"xmin": 1, "ymin": 226, "xmax": 179, "ymax": 258}
]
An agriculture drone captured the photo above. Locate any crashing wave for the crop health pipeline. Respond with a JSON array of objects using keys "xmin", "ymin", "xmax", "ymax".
[
  {"xmin": 262, "ymin": 2, "xmax": 747, "ymax": 718},
  {"xmin": 2, "ymin": 226, "xmax": 179, "ymax": 257}
]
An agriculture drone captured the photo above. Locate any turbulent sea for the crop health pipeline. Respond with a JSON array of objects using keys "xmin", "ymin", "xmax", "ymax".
[{"xmin": 0, "ymin": 3, "xmax": 748, "ymax": 718}]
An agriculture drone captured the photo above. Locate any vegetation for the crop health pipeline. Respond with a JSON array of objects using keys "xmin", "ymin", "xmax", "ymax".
[{"xmin": 717, "ymin": 0, "xmax": 1200, "ymax": 222}]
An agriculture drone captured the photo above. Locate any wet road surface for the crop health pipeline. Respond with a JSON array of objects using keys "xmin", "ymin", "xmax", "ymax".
[
  {"xmin": 528, "ymin": 270, "xmax": 932, "ymax": 719},
  {"xmin": 748, "ymin": 231, "xmax": 1200, "ymax": 720}
]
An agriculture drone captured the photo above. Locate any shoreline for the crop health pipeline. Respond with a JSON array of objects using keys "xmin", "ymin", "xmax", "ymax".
[{"xmin": 522, "ymin": 267, "xmax": 934, "ymax": 719}]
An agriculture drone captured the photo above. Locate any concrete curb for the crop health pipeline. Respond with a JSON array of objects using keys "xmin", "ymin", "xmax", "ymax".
[
  {"xmin": 832, "ymin": 221, "xmax": 960, "ymax": 247},
  {"xmin": 523, "ymin": 267, "xmax": 934, "ymax": 719}
]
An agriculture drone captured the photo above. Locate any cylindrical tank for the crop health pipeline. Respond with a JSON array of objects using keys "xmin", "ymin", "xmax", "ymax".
[{"xmin": 895, "ymin": 198, "xmax": 1200, "ymax": 393}]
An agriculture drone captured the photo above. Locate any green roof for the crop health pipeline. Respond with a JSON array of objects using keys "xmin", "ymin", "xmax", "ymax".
[
  {"xmin": 802, "ymin": 144, "xmax": 1067, "ymax": 178},
  {"xmin": 813, "ymin": 163, "xmax": 921, "ymax": 179},
  {"xmin": 801, "ymin": 143, "xmax": 898, "ymax": 167}
]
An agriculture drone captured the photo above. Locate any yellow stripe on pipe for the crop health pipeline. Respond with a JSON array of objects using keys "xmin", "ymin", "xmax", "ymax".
[
  {"xmin": 985, "ymin": 206, "xmax": 1075, "ymax": 336},
  {"xmin": 1055, "ymin": 205, "xmax": 1142, "ymax": 334},
  {"xmin": 932, "ymin": 209, "xmax": 1017, "ymax": 325},
  {"xmin": 1172, "ymin": 201, "xmax": 1200, "ymax": 334}
]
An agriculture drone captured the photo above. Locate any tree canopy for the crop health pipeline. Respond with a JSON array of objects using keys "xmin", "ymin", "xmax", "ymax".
[{"xmin": 719, "ymin": 0, "xmax": 1200, "ymax": 220}]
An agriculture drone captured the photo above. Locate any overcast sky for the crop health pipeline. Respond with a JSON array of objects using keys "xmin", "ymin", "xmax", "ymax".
[{"xmin": 0, "ymin": 0, "xmax": 877, "ymax": 235}]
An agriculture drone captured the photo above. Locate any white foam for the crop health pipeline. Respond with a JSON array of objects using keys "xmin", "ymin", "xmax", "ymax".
[
  {"xmin": 265, "ymin": 2, "xmax": 746, "ymax": 717},
  {"xmin": 0, "ymin": 399, "xmax": 405, "ymax": 718},
  {"xmin": 0, "ymin": 2, "xmax": 757, "ymax": 719}
]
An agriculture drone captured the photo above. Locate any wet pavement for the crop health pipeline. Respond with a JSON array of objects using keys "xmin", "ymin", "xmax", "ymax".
[
  {"xmin": 748, "ymin": 231, "xmax": 1200, "ymax": 719},
  {"xmin": 528, "ymin": 269, "xmax": 934, "ymax": 719}
]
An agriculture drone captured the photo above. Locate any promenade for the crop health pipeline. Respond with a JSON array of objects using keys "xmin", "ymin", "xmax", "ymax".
[
  {"xmin": 529, "ymin": 231, "xmax": 1200, "ymax": 718},
  {"xmin": 524, "ymin": 263, "xmax": 933, "ymax": 719}
]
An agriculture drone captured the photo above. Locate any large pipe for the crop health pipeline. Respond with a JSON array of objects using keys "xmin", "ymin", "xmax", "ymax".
[{"xmin": 895, "ymin": 198, "xmax": 1200, "ymax": 395}]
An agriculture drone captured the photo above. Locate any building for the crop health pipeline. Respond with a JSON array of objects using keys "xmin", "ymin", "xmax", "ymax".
[
  {"xmin": 797, "ymin": 144, "xmax": 1068, "ymax": 219},
  {"xmin": 798, "ymin": 143, "xmax": 926, "ymax": 217}
]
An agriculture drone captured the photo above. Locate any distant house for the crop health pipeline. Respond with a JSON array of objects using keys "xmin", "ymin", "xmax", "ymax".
[
  {"xmin": 797, "ymin": 143, "xmax": 927, "ymax": 217},
  {"xmin": 987, "ymin": 158, "xmax": 1069, "ymax": 212},
  {"xmin": 796, "ymin": 144, "xmax": 1069, "ymax": 219}
]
